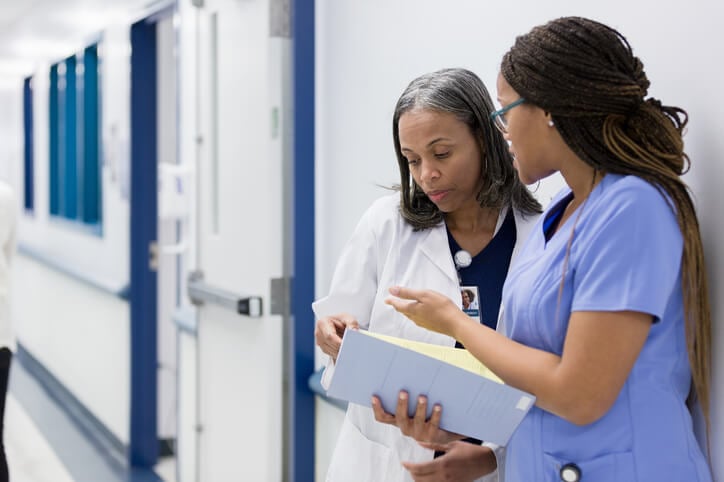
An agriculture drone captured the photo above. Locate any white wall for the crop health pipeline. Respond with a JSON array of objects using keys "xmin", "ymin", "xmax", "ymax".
[
  {"xmin": 315, "ymin": 1, "xmax": 724, "ymax": 479},
  {"xmin": 0, "ymin": 84, "xmax": 22, "ymax": 185},
  {"xmin": 156, "ymin": 13, "xmax": 179, "ymax": 444},
  {"xmin": 10, "ymin": 23, "xmax": 133, "ymax": 444}
]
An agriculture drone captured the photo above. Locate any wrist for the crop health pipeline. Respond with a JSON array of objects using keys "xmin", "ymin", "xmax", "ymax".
[
  {"xmin": 474, "ymin": 445, "xmax": 497, "ymax": 474},
  {"xmin": 450, "ymin": 311, "xmax": 472, "ymax": 343}
]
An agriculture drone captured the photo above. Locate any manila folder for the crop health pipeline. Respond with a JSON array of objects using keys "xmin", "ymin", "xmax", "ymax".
[{"xmin": 326, "ymin": 329, "xmax": 535, "ymax": 446}]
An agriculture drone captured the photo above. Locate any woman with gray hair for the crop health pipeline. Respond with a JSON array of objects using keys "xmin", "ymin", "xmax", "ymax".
[{"xmin": 314, "ymin": 68, "xmax": 540, "ymax": 482}]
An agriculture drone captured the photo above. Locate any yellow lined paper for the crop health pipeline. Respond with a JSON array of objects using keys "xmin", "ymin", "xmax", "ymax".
[{"xmin": 364, "ymin": 331, "xmax": 503, "ymax": 384}]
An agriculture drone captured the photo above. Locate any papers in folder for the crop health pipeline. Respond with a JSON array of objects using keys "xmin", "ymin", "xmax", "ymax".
[{"xmin": 326, "ymin": 329, "xmax": 535, "ymax": 446}]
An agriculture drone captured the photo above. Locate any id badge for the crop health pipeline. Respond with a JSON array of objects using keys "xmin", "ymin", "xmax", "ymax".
[{"xmin": 460, "ymin": 286, "xmax": 481, "ymax": 321}]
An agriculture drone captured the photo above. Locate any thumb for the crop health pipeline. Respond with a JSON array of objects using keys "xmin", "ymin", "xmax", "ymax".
[
  {"xmin": 388, "ymin": 285, "xmax": 425, "ymax": 301},
  {"xmin": 338, "ymin": 313, "xmax": 359, "ymax": 329},
  {"xmin": 418, "ymin": 440, "xmax": 451, "ymax": 452}
]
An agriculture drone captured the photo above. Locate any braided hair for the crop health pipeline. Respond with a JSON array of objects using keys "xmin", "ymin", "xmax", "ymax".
[{"xmin": 501, "ymin": 17, "xmax": 711, "ymax": 431}]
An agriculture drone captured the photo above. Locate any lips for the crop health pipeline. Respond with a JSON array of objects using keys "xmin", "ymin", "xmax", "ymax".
[{"xmin": 426, "ymin": 190, "xmax": 450, "ymax": 203}]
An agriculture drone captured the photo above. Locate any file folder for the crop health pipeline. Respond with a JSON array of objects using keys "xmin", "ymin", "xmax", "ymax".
[{"xmin": 326, "ymin": 329, "xmax": 535, "ymax": 446}]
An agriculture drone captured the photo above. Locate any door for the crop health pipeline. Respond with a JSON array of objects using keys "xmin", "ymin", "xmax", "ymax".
[{"xmin": 191, "ymin": 0, "xmax": 288, "ymax": 480}]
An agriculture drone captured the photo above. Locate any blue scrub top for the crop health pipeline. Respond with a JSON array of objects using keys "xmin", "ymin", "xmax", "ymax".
[{"xmin": 502, "ymin": 174, "xmax": 711, "ymax": 481}]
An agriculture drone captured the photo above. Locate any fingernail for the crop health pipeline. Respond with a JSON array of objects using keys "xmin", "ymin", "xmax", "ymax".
[
  {"xmin": 418, "ymin": 396, "xmax": 425, "ymax": 404},
  {"xmin": 434, "ymin": 405, "xmax": 441, "ymax": 412},
  {"xmin": 399, "ymin": 392, "xmax": 407, "ymax": 400},
  {"xmin": 389, "ymin": 286, "xmax": 400, "ymax": 295}
]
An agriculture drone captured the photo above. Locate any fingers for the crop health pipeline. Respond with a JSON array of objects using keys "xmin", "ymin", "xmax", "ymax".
[
  {"xmin": 371, "ymin": 395, "xmax": 396, "ymax": 425},
  {"xmin": 388, "ymin": 285, "xmax": 425, "ymax": 301},
  {"xmin": 315, "ymin": 313, "xmax": 362, "ymax": 360},
  {"xmin": 335, "ymin": 312, "xmax": 360, "ymax": 330},
  {"xmin": 402, "ymin": 460, "xmax": 437, "ymax": 480},
  {"xmin": 426, "ymin": 404, "xmax": 442, "ymax": 442},
  {"xmin": 412, "ymin": 395, "xmax": 428, "ymax": 437},
  {"xmin": 395, "ymin": 391, "xmax": 412, "ymax": 434},
  {"xmin": 384, "ymin": 296, "xmax": 416, "ymax": 314},
  {"xmin": 395, "ymin": 390, "xmax": 410, "ymax": 435},
  {"xmin": 314, "ymin": 317, "xmax": 343, "ymax": 359},
  {"xmin": 418, "ymin": 440, "xmax": 451, "ymax": 453}
]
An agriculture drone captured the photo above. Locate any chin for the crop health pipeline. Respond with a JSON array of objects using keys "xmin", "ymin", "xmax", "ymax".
[{"xmin": 517, "ymin": 171, "xmax": 537, "ymax": 185}]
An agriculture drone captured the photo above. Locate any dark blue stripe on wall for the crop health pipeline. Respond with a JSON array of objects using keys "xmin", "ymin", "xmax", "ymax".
[
  {"xmin": 63, "ymin": 55, "xmax": 78, "ymax": 220},
  {"xmin": 129, "ymin": 19, "xmax": 159, "ymax": 469},
  {"xmin": 49, "ymin": 65, "xmax": 60, "ymax": 216},
  {"xmin": 291, "ymin": 0, "xmax": 315, "ymax": 481},
  {"xmin": 83, "ymin": 45, "xmax": 100, "ymax": 224},
  {"xmin": 23, "ymin": 77, "xmax": 34, "ymax": 212}
]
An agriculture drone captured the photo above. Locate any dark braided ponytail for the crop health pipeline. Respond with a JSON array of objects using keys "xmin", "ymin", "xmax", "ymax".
[{"xmin": 501, "ymin": 16, "xmax": 712, "ymax": 434}]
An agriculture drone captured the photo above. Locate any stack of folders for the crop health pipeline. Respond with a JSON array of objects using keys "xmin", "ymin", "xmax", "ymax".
[{"xmin": 327, "ymin": 329, "xmax": 535, "ymax": 446}]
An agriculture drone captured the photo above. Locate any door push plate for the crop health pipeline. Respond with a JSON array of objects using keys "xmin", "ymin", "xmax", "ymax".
[{"xmin": 187, "ymin": 271, "xmax": 263, "ymax": 317}]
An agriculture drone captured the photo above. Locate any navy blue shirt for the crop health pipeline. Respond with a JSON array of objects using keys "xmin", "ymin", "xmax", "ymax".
[
  {"xmin": 446, "ymin": 208, "xmax": 516, "ymax": 331},
  {"xmin": 438, "ymin": 208, "xmax": 517, "ymax": 452}
]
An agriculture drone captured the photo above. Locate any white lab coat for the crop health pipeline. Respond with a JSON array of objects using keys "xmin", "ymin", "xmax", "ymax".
[
  {"xmin": 313, "ymin": 193, "xmax": 538, "ymax": 482},
  {"xmin": 0, "ymin": 182, "xmax": 16, "ymax": 351}
]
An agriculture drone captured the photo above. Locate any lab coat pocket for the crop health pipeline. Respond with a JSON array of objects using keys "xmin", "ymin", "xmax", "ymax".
[
  {"xmin": 326, "ymin": 416, "xmax": 402, "ymax": 482},
  {"xmin": 542, "ymin": 450, "xmax": 636, "ymax": 482}
]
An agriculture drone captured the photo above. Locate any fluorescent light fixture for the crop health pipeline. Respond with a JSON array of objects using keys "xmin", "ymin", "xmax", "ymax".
[
  {"xmin": 0, "ymin": 75, "xmax": 23, "ymax": 91},
  {"xmin": 10, "ymin": 37, "xmax": 79, "ymax": 61},
  {"xmin": 0, "ymin": 58, "xmax": 36, "ymax": 76},
  {"xmin": 55, "ymin": 7, "xmax": 132, "ymax": 30}
]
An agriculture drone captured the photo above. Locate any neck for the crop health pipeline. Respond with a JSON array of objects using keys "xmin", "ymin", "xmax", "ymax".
[
  {"xmin": 559, "ymin": 158, "xmax": 601, "ymax": 204},
  {"xmin": 446, "ymin": 205, "xmax": 499, "ymax": 235}
]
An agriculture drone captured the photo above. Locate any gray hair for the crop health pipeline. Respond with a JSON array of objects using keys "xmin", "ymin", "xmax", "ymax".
[{"xmin": 392, "ymin": 68, "xmax": 540, "ymax": 229}]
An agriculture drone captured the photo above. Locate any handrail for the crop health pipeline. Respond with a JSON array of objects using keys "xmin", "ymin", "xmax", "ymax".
[
  {"xmin": 18, "ymin": 243, "xmax": 129, "ymax": 300},
  {"xmin": 307, "ymin": 369, "xmax": 347, "ymax": 410}
]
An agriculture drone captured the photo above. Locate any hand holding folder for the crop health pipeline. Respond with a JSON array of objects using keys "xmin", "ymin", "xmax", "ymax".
[{"xmin": 326, "ymin": 329, "xmax": 535, "ymax": 446}]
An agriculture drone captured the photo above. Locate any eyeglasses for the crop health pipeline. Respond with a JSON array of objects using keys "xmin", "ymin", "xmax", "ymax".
[{"xmin": 490, "ymin": 98, "xmax": 526, "ymax": 134}]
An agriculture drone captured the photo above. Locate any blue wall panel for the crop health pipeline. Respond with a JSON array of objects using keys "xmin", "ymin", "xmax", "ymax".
[
  {"xmin": 63, "ymin": 55, "xmax": 78, "ymax": 220},
  {"xmin": 83, "ymin": 45, "xmax": 101, "ymax": 224},
  {"xmin": 49, "ymin": 65, "xmax": 60, "ymax": 216},
  {"xmin": 291, "ymin": 0, "xmax": 316, "ymax": 480},
  {"xmin": 129, "ymin": 19, "xmax": 159, "ymax": 469},
  {"xmin": 23, "ymin": 77, "xmax": 34, "ymax": 212}
]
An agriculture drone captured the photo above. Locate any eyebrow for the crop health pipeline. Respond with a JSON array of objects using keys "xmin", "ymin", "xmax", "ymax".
[{"xmin": 400, "ymin": 137, "xmax": 452, "ymax": 153}]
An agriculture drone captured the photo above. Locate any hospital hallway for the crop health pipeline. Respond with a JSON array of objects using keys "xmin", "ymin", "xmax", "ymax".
[{"xmin": 5, "ymin": 358, "xmax": 174, "ymax": 482}]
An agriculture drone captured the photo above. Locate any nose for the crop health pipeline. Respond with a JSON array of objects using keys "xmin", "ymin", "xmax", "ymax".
[{"xmin": 419, "ymin": 159, "xmax": 440, "ymax": 184}]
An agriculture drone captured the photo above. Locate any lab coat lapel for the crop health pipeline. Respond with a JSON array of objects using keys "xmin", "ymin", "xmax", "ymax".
[{"xmin": 418, "ymin": 224, "xmax": 458, "ymax": 283}]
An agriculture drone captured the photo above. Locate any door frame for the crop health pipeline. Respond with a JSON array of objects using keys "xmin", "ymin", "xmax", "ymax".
[
  {"xmin": 129, "ymin": 4, "xmax": 177, "ymax": 466},
  {"xmin": 290, "ymin": 0, "xmax": 315, "ymax": 480}
]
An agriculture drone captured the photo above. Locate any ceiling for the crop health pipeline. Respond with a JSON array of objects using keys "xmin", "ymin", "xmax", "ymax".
[{"xmin": 0, "ymin": 0, "xmax": 162, "ymax": 80}]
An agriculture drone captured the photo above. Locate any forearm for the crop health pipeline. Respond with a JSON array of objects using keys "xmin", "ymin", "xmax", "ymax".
[
  {"xmin": 387, "ymin": 287, "xmax": 650, "ymax": 426},
  {"xmin": 451, "ymin": 315, "xmax": 570, "ymax": 419}
]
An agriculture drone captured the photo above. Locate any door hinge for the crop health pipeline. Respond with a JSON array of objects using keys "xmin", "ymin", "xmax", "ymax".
[{"xmin": 270, "ymin": 277, "xmax": 290, "ymax": 316}]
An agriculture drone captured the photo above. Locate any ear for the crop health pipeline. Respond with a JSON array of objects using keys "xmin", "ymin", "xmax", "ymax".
[{"xmin": 545, "ymin": 112, "xmax": 555, "ymax": 127}]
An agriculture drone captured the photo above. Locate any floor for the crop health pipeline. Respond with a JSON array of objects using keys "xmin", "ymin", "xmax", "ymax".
[{"xmin": 6, "ymin": 359, "xmax": 176, "ymax": 482}]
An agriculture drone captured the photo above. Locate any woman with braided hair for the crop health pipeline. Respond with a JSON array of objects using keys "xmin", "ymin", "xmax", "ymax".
[{"xmin": 379, "ymin": 16, "xmax": 713, "ymax": 481}]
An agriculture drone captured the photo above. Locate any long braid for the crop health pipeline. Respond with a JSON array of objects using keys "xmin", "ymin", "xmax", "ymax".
[{"xmin": 502, "ymin": 17, "xmax": 712, "ymax": 439}]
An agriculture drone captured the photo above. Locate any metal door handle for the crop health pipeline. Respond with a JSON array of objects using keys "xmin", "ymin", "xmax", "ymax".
[{"xmin": 187, "ymin": 271, "xmax": 263, "ymax": 317}]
